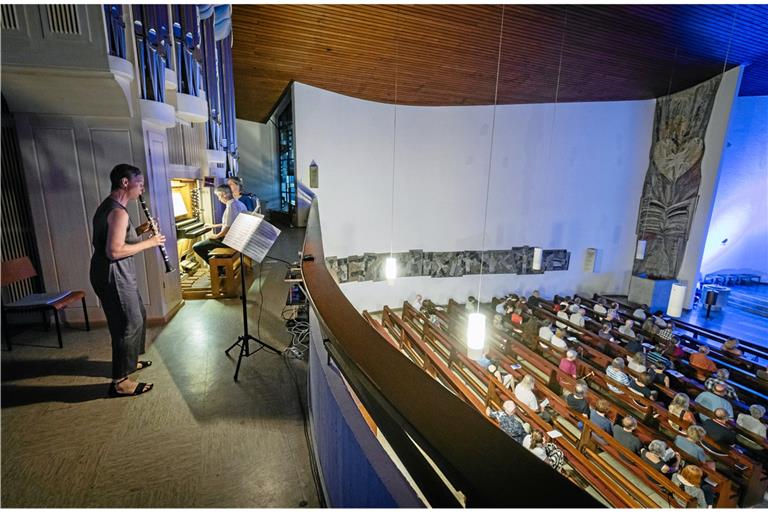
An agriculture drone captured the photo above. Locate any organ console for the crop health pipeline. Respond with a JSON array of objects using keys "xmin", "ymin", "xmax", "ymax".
[{"xmin": 171, "ymin": 179, "xmax": 211, "ymax": 277}]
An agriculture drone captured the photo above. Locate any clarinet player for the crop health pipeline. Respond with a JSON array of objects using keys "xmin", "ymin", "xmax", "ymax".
[{"xmin": 90, "ymin": 164, "xmax": 166, "ymax": 397}]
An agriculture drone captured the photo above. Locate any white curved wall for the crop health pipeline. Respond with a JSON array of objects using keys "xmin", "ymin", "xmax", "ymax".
[{"xmin": 293, "ymin": 82, "xmax": 655, "ymax": 311}]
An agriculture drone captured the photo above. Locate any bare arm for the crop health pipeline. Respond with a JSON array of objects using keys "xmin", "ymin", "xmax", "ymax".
[
  {"xmin": 106, "ymin": 208, "xmax": 165, "ymax": 260},
  {"xmin": 211, "ymin": 225, "xmax": 230, "ymax": 240}
]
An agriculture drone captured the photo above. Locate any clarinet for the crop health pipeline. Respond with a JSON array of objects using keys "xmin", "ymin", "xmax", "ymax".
[{"xmin": 138, "ymin": 194, "xmax": 174, "ymax": 273}]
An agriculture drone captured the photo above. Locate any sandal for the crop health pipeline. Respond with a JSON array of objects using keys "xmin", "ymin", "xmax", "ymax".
[
  {"xmin": 136, "ymin": 360, "xmax": 152, "ymax": 371},
  {"xmin": 108, "ymin": 378, "xmax": 153, "ymax": 398}
]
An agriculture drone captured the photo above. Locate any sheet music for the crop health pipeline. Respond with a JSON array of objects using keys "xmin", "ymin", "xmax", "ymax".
[{"xmin": 223, "ymin": 213, "xmax": 281, "ymax": 263}]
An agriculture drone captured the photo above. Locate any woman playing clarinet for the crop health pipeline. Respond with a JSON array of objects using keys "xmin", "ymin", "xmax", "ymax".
[{"xmin": 90, "ymin": 164, "xmax": 165, "ymax": 397}]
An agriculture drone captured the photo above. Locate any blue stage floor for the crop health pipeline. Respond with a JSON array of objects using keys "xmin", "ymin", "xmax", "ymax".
[{"xmin": 679, "ymin": 285, "xmax": 768, "ymax": 350}]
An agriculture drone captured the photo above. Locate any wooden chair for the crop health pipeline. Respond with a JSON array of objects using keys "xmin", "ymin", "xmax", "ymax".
[{"xmin": 1, "ymin": 257, "xmax": 89, "ymax": 350}]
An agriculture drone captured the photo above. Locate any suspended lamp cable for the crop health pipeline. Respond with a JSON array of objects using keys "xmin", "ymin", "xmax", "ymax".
[
  {"xmin": 384, "ymin": 6, "xmax": 400, "ymax": 281},
  {"xmin": 721, "ymin": 8, "xmax": 737, "ymax": 77},
  {"xmin": 544, "ymin": 7, "xmax": 568, "ymax": 181},
  {"xmin": 389, "ymin": 6, "xmax": 399, "ymax": 258},
  {"xmin": 476, "ymin": 4, "xmax": 506, "ymax": 312}
]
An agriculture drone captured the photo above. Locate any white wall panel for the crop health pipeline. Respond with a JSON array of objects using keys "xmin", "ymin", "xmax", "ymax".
[{"xmin": 293, "ymin": 82, "xmax": 656, "ymax": 311}]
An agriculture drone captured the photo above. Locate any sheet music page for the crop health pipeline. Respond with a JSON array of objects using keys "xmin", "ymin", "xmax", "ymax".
[{"xmin": 223, "ymin": 213, "xmax": 281, "ymax": 263}]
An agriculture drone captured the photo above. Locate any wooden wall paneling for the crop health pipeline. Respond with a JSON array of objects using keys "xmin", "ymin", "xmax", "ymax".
[{"xmin": 231, "ymin": 4, "xmax": 768, "ymax": 122}]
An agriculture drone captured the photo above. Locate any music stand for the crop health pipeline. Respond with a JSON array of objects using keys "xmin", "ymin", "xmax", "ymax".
[{"xmin": 222, "ymin": 213, "xmax": 281, "ymax": 381}]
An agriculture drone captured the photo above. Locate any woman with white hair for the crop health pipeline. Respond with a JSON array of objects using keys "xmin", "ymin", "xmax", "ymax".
[
  {"xmin": 514, "ymin": 374, "xmax": 540, "ymax": 412},
  {"xmin": 737, "ymin": 404, "xmax": 767, "ymax": 450},
  {"xmin": 640, "ymin": 439, "xmax": 680, "ymax": 477}
]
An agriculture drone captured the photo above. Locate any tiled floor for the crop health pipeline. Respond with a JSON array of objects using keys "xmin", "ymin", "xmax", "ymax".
[{"xmin": 1, "ymin": 227, "xmax": 320, "ymax": 508}]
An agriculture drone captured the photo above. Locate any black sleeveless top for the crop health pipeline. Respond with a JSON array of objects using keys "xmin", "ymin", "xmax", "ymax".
[{"xmin": 90, "ymin": 197, "xmax": 139, "ymax": 289}]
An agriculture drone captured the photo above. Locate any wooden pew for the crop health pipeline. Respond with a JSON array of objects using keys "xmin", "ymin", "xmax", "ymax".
[
  {"xmin": 401, "ymin": 301, "xmax": 698, "ymax": 508},
  {"xmin": 444, "ymin": 298, "xmax": 766, "ymax": 507}
]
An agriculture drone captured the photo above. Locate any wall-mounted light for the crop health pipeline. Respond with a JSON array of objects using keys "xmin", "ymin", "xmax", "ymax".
[
  {"xmin": 635, "ymin": 240, "xmax": 647, "ymax": 260},
  {"xmin": 532, "ymin": 247, "xmax": 543, "ymax": 271},
  {"xmin": 384, "ymin": 256, "xmax": 397, "ymax": 281}
]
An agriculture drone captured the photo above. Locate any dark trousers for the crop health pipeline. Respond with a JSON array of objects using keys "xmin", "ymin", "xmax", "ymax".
[
  {"xmin": 91, "ymin": 275, "xmax": 146, "ymax": 380},
  {"xmin": 193, "ymin": 238, "xmax": 226, "ymax": 263}
]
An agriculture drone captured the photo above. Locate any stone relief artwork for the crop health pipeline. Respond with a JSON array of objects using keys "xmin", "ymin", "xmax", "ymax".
[
  {"xmin": 347, "ymin": 255, "xmax": 366, "ymax": 282},
  {"xmin": 328, "ymin": 247, "xmax": 570, "ymax": 283},
  {"xmin": 543, "ymin": 249, "xmax": 570, "ymax": 271},
  {"xmin": 634, "ymin": 74, "xmax": 721, "ymax": 279}
]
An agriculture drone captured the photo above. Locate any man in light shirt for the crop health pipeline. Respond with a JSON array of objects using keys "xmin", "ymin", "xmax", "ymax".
[
  {"xmin": 556, "ymin": 303, "xmax": 569, "ymax": 329},
  {"xmin": 569, "ymin": 308, "xmax": 586, "ymax": 331},
  {"xmin": 593, "ymin": 298, "xmax": 608, "ymax": 316},
  {"xmin": 618, "ymin": 319, "xmax": 637, "ymax": 339},
  {"xmin": 193, "ymin": 184, "xmax": 247, "ymax": 263},
  {"xmin": 538, "ymin": 319, "xmax": 554, "ymax": 342},
  {"xmin": 514, "ymin": 375, "xmax": 540, "ymax": 412}
]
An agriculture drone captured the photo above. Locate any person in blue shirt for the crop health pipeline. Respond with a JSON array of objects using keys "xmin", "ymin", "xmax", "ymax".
[
  {"xmin": 486, "ymin": 401, "xmax": 526, "ymax": 444},
  {"xmin": 227, "ymin": 176, "xmax": 258, "ymax": 212}
]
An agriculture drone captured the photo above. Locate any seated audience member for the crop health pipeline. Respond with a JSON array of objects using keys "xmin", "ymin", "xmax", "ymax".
[
  {"xmin": 695, "ymin": 384, "xmax": 734, "ymax": 422},
  {"xmin": 647, "ymin": 362, "xmax": 671, "ymax": 388},
  {"xmin": 640, "ymin": 439, "xmax": 679, "ymax": 477},
  {"xmin": 629, "ymin": 373, "xmax": 656, "ymax": 400},
  {"xmin": 618, "ymin": 319, "xmax": 637, "ymax": 339},
  {"xmin": 555, "ymin": 304, "xmax": 569, "ymax": 329},
  {"xmin": 655, "ymin": 321, "xmax": 674, "ymax": 344},
  {"xmin": 527, "ymin": 290, "xmax": 541, "ymax": 309},
  {"xmin": 566, "ymin": 380, "xmax": 590, "ymax": 416},
  {"xmin": 521, "ymin": 314, "xmax": 539, "ymax": 339},
  {"xmin": 671, "ymin": 465, "xmax": 711, "ymax": 508},
  {"xmin": 641, "ymin": 316, "xmax": 658, "ymax": 335},
  {"xmin": 495, "ymin": 299, "xmax": 507, "ymax": 315},
  {"xmin": 690, "ymin": 345, "xmax": 718, "ymax": 380},
  {"xmin": 627, "ymin": 352, "xmax": 646, "ymax": 373},
  {"xmin": 702, "ymin": 408, "xmax": 737, "ymax": 451},
  {"xmin": 487, "ymin": 362, "xmax": 514, "ymax": 390},
  {"xmin": 514, "ymin": 375, "xmax": 541, "ymax": 413},
  {"xmin": 736, "ymin": 404, "xmax": 767, "ymax": 440},
  {"xmin": 593, "ymin": 297, "xmax": 608, "ymax": 316},
  {"xmin": 606, "ymin": 357, "xmax": 630, "ymax": 393},
  {"xmin": 598, "ymin": 323, "xmax": 615, "ymax": 343},
  {"xmin": 193, "ymin": 184, "xmax": 248, "ymax": 264},
  {"xmin": 466, "ymin": 296, "xmax": 478, "ymax": 312},
  {"xmin": 568, "ymin": 308, "xmax": 586, "ymax": 331},
  {"xmin": 538, "ymin": 320, "xmax": 554, "ymax": 342},
  {"xmin": 632, "ymin": 304, "xmax": 648, "ymax": 321},
  {"xmin": 721, "ymin": 338, "xmax": 743, "ymax": 358},
  {"xmin": 612, "ymin": 416, "xmax": 643, "ymax": 455},
  {"xmin": 414, "ymin": 294, "xmax": 424, "ymax": 312},
  {"xmin": 549, "ymin": 328, "xmax": 568, "ymax": 351},
  {"xmin": 492, "ymin": 314, "xmax": 503, "ymax": 329},
  {"xmin": 559, "ymin": 350, "xmax": 579, "ymax": 379},
  {"xmin": 486, "ymin": 401, "xmax": 526, "ymax": 444},
  {"xmin": 510, "ymin": 307, "xmax": 523, "ymax": 325},
  {"xmin": 652, "ymin": 311, "xmax": 668, "ymax": 329},
  {"xmin": 757, "ymin": 365, "xmax": 768, "ymax": 381},
  {"xmin": 605, "ymin": 303, "xmax": 621, "ymax": 322},
  {"xmin": 675, "ymin": 425, "xmax": 713, "ymax": 466},
  {"xmin": 704, "ymin": 368, "xmax": 739, "ymax": 401},
  {"xmin": 568, "ymin": 297, "xmax": 582, "ymax": 314},
  {"xmin": 523, "ymin": 430, "xmax": 566, "ymax": 472},
  {"xmin": 646, "ymin": 344, "xmax": 673, "ymax": 370},
  {"xmin": 624, "ymin": 335, "xmax": 643, "ymax": 355},
  {"xmin": 590, "ymin": 400, "xmax": 613, "ymax": 434},
  {"xmin": 668, "ymin": 393, "xmax": 697, "ymax": 431}
]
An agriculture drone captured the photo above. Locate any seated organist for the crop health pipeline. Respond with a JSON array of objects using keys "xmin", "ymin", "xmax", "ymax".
[{"xmin": 192, "ymin": 184, "xmax": 247, "ymax": 264}]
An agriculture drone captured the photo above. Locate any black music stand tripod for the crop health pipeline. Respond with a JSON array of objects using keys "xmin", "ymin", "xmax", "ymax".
[{"xmin": 224, "ymin": 252, "xmax": 280, "ymax": 381}]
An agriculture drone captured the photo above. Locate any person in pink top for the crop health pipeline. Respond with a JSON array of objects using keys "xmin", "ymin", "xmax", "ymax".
[{"xmin": 559, "ymin": 349, "xmax": 579, "ymax": 378}]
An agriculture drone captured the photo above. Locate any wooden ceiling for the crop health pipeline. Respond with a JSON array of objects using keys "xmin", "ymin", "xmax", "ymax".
[{"xmin": 231, "ymin": 4, "xmax": 768, "ymax": 122}]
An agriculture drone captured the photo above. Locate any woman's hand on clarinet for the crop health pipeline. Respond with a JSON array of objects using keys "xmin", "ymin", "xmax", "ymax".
[{"xmin": 147, "ymin": 233, "xmax": 166, "ymax": 247}]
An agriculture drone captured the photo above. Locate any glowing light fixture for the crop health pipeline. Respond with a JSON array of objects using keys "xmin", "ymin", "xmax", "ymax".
[
  {"xmin": 467, "ymin": 6, "xmax": 506, "ymax": 360},
  {"xmin": 467, "ymin": 312, "xmax": 486, "ymax": 360},
  {"xmin": 635, "ymin": 240, "xmax": 647, "ymax": 260},
  {"xmin": 385, "ymin": 256, "xmax": 397, "ymax": 281}
]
